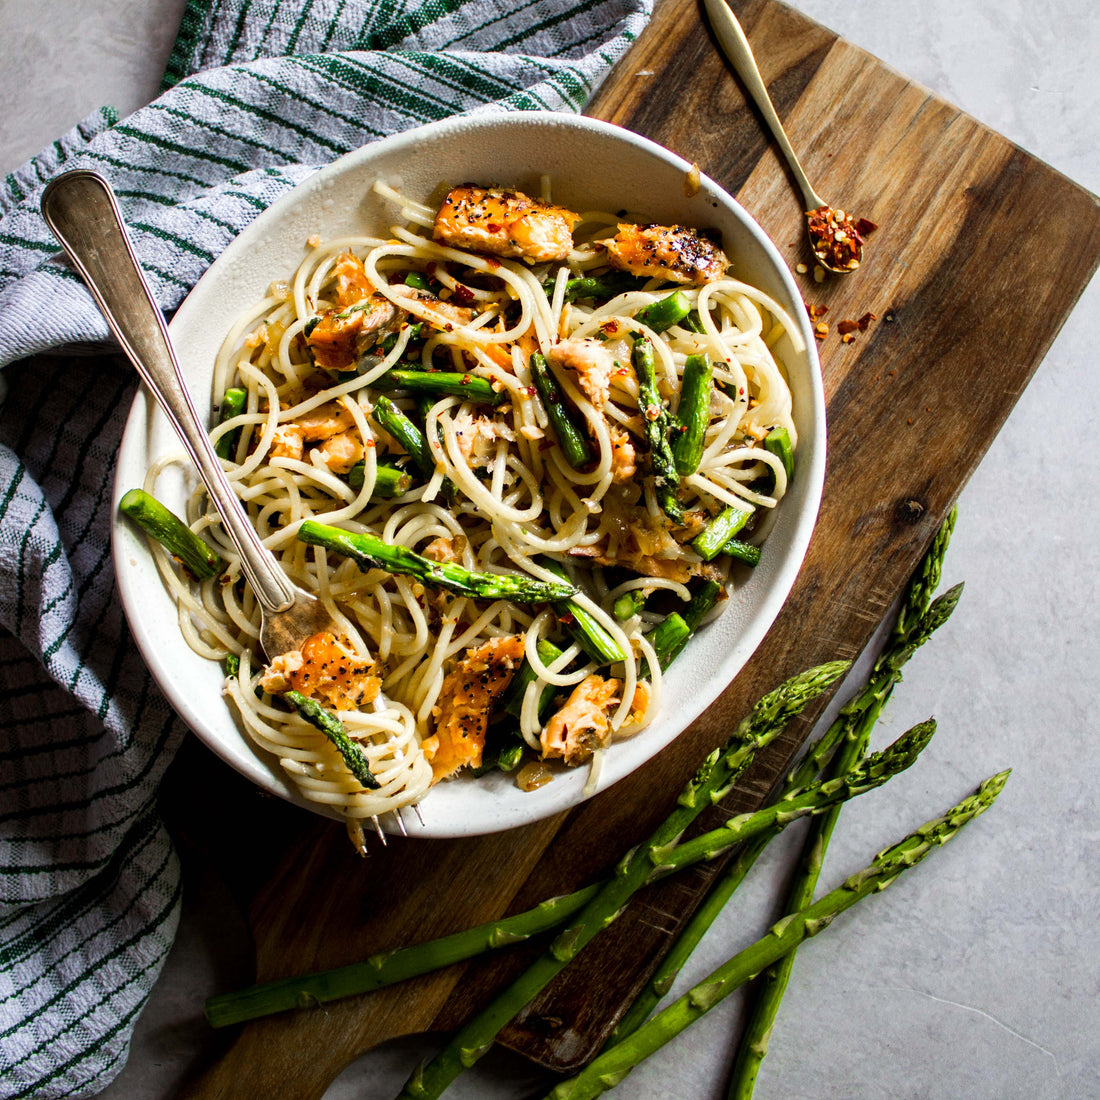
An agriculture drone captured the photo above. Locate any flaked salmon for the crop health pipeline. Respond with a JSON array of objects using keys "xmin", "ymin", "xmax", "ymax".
[{"xmin": 541, "ymin": 674, "xmax": 620, "ymax": 765}]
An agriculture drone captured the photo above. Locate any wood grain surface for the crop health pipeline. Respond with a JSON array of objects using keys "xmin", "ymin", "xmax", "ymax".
[{"xmin": 175, "ymin": 0, "xmax": 1100, "ymax": 1095}]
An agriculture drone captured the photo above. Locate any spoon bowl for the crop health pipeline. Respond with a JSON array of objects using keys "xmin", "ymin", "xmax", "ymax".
[{"xmin": 703, "ymin": 0, "xmax": 867, "ymax": 274}]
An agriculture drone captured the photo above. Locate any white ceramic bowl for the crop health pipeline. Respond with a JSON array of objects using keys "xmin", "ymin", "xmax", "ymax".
[{"xmin": 113, "ymin": 111, "xmax": 825, "ymax": 838}]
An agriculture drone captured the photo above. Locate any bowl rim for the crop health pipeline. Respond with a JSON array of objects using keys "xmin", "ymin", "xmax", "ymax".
[{"xmin": 112, "ymin": 110, "xmax": 826, "ymax": 838}]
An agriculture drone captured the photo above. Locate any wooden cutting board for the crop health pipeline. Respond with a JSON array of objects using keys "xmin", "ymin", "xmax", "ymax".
[{"xmin": 174, "ymin": 0, "xmax": 1100, "ymax": 1095}]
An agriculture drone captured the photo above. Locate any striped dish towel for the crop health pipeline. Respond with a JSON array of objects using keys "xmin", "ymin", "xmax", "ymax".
[{"xmin": 0, "ymin": 2, "xmax": 650, "ymax": 1096}]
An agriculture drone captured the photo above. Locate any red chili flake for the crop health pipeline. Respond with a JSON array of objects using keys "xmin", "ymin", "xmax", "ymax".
[
  {"xmin": 522, "ymin": 385, "xmax": 537, "ymax": 396},
  {"xmin": 485, "ymin": 257, "xmax": 501, "ymax": 270},
  {"xmin": 644, "ymin": 403, "xmax": 661, "ymax": 421},
  {"xmin": 558, "ymin": 611, "xmax": 576, "ymax": 626},
  {"xmin": 857, "ymin": 311, "xmax": 877, "ymax": 331},
  {"xmin": 855, "ymin": 218, "xmax": 878, "ymax": 236},
  {"xmin": 601, "ymin": 320, "xmax": 618, "ymax": 335},
  {"xmin": 486, "ymin": 222, "xmax": 502, "ymax": 233},
  {"xmin": 806, "ymin": 206, "xmax": 863, "ymax": 272},
  {"xmin": 837, "ymin": 319, "xmax": 860, "ymax": 335},
  {"xmin": 453, "ymin": 285, "xmax": 475, "ymax": 305}
]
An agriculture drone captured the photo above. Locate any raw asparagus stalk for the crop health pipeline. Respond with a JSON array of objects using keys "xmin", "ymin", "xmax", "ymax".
[
  {"xmin": 693, "ymin": 504, "xmax": 753, "ymax": 561},
  {"xmin": 204, "ymin": 883, "xmax": 604, "ymax": 1027},
  {"xmin": 650, "ymin": 718, "xmax": 937, "ymax": 874},
  {"xmin": 297, "ymin": 521, "xmax": 576, "ymax": 604},
  {"xmin": 670, "ymin": 353, "xmax": 713, "ymax": 476},
  {"xmin": 611, "ymin": 514, "xmax": 960, "ymax": 1046},
  {"xmin": 725, "ymin": 519, "xmax": 964, "ymax": 1098},
  {"xmin": 214, "ymin": 386, "xmax": 247, "ymax": 460},
  {"xmin": 633, "ymin": 335, "xmax": 683, "ymax": 523},
  {"xmin": 118, "ymin": 488, "xmax": 225, "ymax": 580},
  {"xmin": 372, "ymin": 368, "xmax": 503, "ymax": 406},
  {"xmin": 346, "ymin": 459, "xmax": 412, "ymax": 497},
  {"xmin": 395, "ymin": 661, "xmax": 849, "ymax": 1100},
  {"xmin": 634, "ymin": 290, "xmax": 692, "ymax": 333},
  {"xmin": 285, "ymin": 691, "xmax": 379, "ymax": 790},
  {"xmin": 545, "ymin": 770, "xmax": 1011, "ymax": 1100},
  {"xmin": 530, "ymin": 352, "xmax": 593, "ymax": 469},
  {"xmin": 541, "ymin": 558, "xmax": 626, "ymax": 665}
]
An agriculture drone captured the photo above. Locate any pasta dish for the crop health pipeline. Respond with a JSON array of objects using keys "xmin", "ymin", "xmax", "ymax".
[{"xmin": 132, "ymin": 178, "xmax": 800, "ymax": 849}]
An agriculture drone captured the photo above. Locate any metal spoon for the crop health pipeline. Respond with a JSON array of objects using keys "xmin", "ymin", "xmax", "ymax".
[
  {"xmin": 703, "ymin": 0, "xmax": 866, "ymax": 274},
  {"xmin": 40, "ymin": 169, "xmax": 408, "ymax": 843}
]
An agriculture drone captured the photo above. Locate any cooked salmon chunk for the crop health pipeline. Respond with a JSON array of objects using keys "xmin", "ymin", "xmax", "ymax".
[
  {"xmin": 307, "ymin": 295, "xmax": 399, "ymax": 371},
  {"xmin": 434, "ymin": 185, "xmax": 579, "ymax": 263},
  {"xmin": 541, "ymin": 674, "xmax": 621, "ymax": 765},
  {"xmin": 605, "ymin": 223, "xmax": 728, "ymax": 285},
  {"xmin": 260, "ymin": 631, "xmax": 380, "ymax": 711},
  {"xmin": 422, "ymin": 635, "xmax": 527, "ymax": 782}
]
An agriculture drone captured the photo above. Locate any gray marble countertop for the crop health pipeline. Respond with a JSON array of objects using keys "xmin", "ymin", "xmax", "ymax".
[{"xmin": 2, "ymin": 0, "xmax": 1097, "ymax": 1097}]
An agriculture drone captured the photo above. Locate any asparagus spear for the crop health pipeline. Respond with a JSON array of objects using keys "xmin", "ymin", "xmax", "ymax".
[
  {"xmin": 692, "ymin": 504, "xmax": 753, "ymax": 561},
  {"xmin": 634, "ymin": 290, "xmax": 692, "ymax": 333},
  {"xmin": 764, "ymin": 426, "xmax": 795, "ymax": 484},
  {"xmin": 649, "ymin": 718, "xmax": 937, "ymax": 874},
  {"xmin": 541, "ymin": 559, "xmax": 626, "ymax": 665},
  {"xmin": 204, "ymin": 883, "xmax": 603, "ymax": 1027},
  {"xmin": 214, "ymin": 386, "xmax": 247, "ymax": 460},
  {"xmin": 670, "ymin": 354, "xmax": 713, "ymax": 476},
  {"xmin": 372, "ymin": 369, "xmax": 503, "ymax": 406},
  {"xmin": 118, "ymin": 488, "xmax": 225, "ymax": 580},
  {"xmin": 681, "ymin": 309, "xmax": 707, "ymax": 334},
  {"xmin": 723, "ymin": 540, "xmax": 761, "ymax": 567},
  {"xmin": 633, "ymin": 335, "xmax": 683, "ymax": 523},
  {"xmin": 725, "ymin": 507, "xmax": 960, "ymax": 1098},
  {"xmin": 395, "ymin": 661, "xmax": 849, "ymax": 1100},
  {"xmin": 297, "ymin": 521, "xmax": 576, "ymax": 604},
  {"xmin": 530, "ymin": 352, "xmax": 593, "ymax": 470},
  {"xmin": 610, "ymin": 513, "xmax": 960, "ymax": 1047},
  {"xmin": 646, "ymin": 613, "xmax": 690, "ymax": 672},
  {"xmin": 545, "ymin": 770, "xmax": 1011, "ymax": 1100},
  {"xmin": 555, "ymin": 272, "xmax": 646, "ymax": 303},
  {"xmin": 346, "ymin": 459, "xmax": 412, "ymax": 497},
  {"xmin": 371, "ymin": 394, "xmax": 435, "ymax": 482},
  {"xmin": 666, "ymin": 578, "xmax": 722, "ymax": 662},
  {"xmin": 612, "ymin": 590, "xmax": 647, "ymax": 621},
  {"xmin": 503, "ymin": 638, "xmax": 566, "ymax": 721},
  {"xmin": 284, "ymin": 691, "xmax": 379, "ymax": 790}
]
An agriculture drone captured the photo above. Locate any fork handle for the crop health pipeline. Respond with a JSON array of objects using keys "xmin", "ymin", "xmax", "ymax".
[{"xmin": 41, "ymin": 169, "xmax": 295, "ymax": 613}]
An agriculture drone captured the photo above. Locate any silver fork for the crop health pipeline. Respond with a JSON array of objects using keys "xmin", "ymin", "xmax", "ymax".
[{"xmin": 41, "ymin": 169, "xmax": 408, "ymax": 844}]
